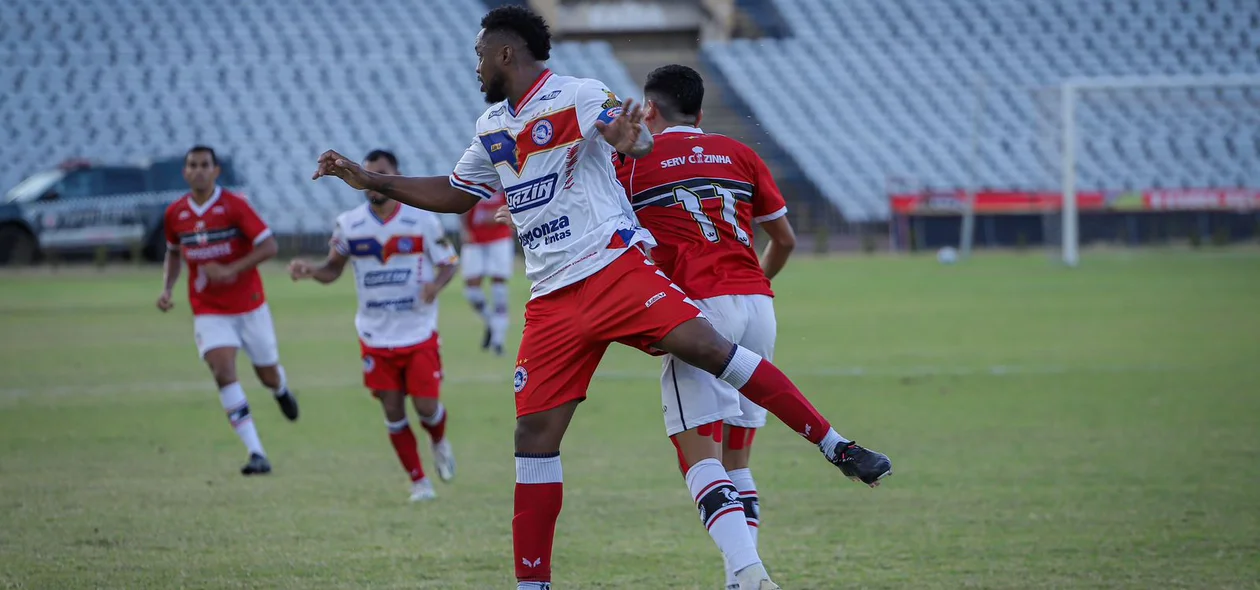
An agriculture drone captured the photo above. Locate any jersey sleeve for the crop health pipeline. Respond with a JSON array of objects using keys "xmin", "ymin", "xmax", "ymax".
[
  {"xmin": 449, "ymin": 139, "xmax": 502, "ymax": 200},
  {"xmin": 750, "ymin": 153, "xmax": 788, "ymax": 223},
  {"xmin": 575, "ymin": 80, "xmax": 624, "ymax": 140},
  {"xmin": 234, "ymin": 195, "xmax": 273, "ymax": 244},
  {"xmin": 422, "ymin": 215, "xmax": 459, "ymax": 266},
  {"xmin": 330, "ymin": 214, "xmax": 350, "ymax": 256},
  {"xmin": 163, "ymin": 205, "xmax": 179, "ymax": 251}
]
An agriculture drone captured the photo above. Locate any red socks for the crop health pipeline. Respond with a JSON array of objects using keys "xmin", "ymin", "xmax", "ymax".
[
  {"xmin": 420, "ymin": 402, "xmax": 448, "ymax": 443},
  {"xmin": 386, "ymin": 419, "xmax": 425, "ymax": 482},
  {"xmin": 514, "ymin": 453, "xmax": 564, "ymax": 583},
  {"xmin": 719, "ymin": 346, "xmax": 831, "ymax": 445}
]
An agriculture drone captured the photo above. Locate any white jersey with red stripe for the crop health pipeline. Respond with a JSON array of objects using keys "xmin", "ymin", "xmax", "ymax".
[
  {"xmin": 331, "ymin": 204, "xmax": 458, "ymax": 348},
  {"xmin": 448, "ymin": 69, "xmax": 654, "ymax": 299}
]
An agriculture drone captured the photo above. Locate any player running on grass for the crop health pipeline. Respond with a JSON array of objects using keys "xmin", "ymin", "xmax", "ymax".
[
  {"xmin": 288, "ymin": 150, "xmax": 458, "ymax": 502},
  {"xmin": 460, "ymin": 189, "xmax": 514, "ymax": 356},
  {"xmin": 157, "ymin": 145, "xmax": 299, "ymax": 476},
  {"xmin": 617, "ymin": 64, "xmax": 799, "ymax": 589},
  {"xmin": 311, "ymin": 7, "xmax": 891, "ymax": 589}
]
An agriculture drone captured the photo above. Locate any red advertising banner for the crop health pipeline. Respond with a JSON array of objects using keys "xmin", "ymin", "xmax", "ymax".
[{"xmin": 890, "ymin": 189, "xmax": 1260, "ymax": 215}]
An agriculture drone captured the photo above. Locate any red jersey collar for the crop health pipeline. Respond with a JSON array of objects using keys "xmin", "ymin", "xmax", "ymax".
[{"xmin": 509, "ymin": 69, "xmax": 553, "ymax": 117}]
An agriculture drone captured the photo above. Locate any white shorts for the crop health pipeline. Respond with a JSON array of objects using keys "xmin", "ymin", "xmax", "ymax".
[
  {"xmin": 193, "ymin": 303, "xmax": 281, "ymax": 366},
  {"xmin": 661, "ymin": 294, "xmax": 777, "ymax": 436},
  {"xmin": 461, "ymin": 238, "xmax": 515, "ymax": 280}
]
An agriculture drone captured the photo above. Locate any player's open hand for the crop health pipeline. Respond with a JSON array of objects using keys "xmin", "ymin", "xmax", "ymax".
[
  {"xmin": 288, "ymin": 259, "xmax": 316, "ymax": 281},
  {"xmin": 594, "ymin": 98, "xmax": 646, "ymax": 154},
  {"xmin": 313, "ymin": 150, "xmax": 372, "ymax": 190},
  {"xmin": 156, "ymin": 290, "xmax": 174, "ymax": 312},
  {"xmin": 201, "ymin": 262, "xmax": 237, "ymax": 284},
  {"xmin": 494, "ymin": 205, "xmax": 511, "ymax": 226}
]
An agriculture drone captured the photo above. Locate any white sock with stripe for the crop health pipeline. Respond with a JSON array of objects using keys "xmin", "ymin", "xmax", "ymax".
[
  {"xmin": 219, "ymin": 382, "xmax": 264, "ymax": 456},
  {"xmin": 686, "ymin": 458, "xmax": 760, "ymax": 577}
]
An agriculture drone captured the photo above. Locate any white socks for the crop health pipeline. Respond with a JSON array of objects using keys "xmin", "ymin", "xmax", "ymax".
[
  {"xmin": 464, "ymin": 286, "xmax": 488, "ymax": 318},
  {"xmin": 819, "ymin": 428, "xmax": 851, "ymax": 460},
  {"xmin": 724, "ymin": 468, "xmax": 761, "ymax": 588},
  {"xmin": 219, "ymin": 382, "xmax": 264, "ymax": 456},
  {"xmin": 489, "ymin": 282, "xmax": 510, "ymax": 347},
  {"xmin": 686, "ymin": 459, "xmax": 761, "ymax": 577}
]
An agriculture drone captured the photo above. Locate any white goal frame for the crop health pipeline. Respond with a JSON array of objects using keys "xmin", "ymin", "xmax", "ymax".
[{"xmin": 1056, "ymin": 74, "xmax": 1260, "ymax": 267}]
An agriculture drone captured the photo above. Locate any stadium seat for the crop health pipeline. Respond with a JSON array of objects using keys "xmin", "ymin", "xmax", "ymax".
[
  {"xmin": 2, "ymin": 0, "xmax": 638, "ymax": 232},
  {"xmin": 703, "ymin": 0, "xmax": 1260, "ymax": 221}
]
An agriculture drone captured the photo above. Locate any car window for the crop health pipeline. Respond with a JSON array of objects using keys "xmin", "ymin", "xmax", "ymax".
[
  {"xmin": 52, "ymin": 169, "xmax": 101, "ymax": 199},
  {"xmin": 100, "ymin": 168, "xmax": 148, "ymax": 195}
]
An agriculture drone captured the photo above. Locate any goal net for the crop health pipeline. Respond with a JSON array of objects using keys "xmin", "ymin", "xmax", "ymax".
[{"xmin": 1036, "ymin": 76, "xmax": 1260, "ymax": 266}]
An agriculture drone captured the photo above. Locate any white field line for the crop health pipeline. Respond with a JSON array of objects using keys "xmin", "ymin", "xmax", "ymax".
[{"xmin": 0, "ymin": 363, "xmax": 1178, "ymax": 403}]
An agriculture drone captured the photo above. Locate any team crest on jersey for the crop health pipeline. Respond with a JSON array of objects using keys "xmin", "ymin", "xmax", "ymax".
[
  {"xmin": 479, "ymin": 107, "xmax": 583, "ymax": 176},
  {"xmin": 513, "ymin": 366, "xmax": 529, "ymax": 392},
  {"xmin": 397, "ymin": 237, "xmax": 414, "ymax": 253},
  {"xmin": 347, "ymin": 235, "xmax": 425, "ymax": 262},
  {"xmin": 194, "ymin": 220, "xmax": 208, "ymax": 245},
  {"xmin": 532, "ymin": 120, "xmax": 554, "ymax": 146}
]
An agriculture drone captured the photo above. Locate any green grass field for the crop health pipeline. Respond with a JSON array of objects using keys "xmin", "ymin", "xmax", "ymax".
[{"xmin": 2, "ymin": 251, "xmax": 1258, "ymax": 589}]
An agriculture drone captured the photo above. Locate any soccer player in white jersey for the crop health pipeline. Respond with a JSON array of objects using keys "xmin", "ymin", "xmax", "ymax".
[
  {"xmin": 312, "ymin": 7, "xmax": 891, "ymax": 588},
  {"xmin": 289, "ymin": 150, "xmax": 458, "ymax": 502}
]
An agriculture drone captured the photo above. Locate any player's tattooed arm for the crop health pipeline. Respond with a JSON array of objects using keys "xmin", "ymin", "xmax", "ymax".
[{"xmin": 312, "ymin": 150, "xmax": 479, "ymax": 214}]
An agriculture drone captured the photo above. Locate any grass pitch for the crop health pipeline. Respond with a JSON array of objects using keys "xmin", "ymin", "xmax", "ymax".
[{"xmin": 1, "ymin": 250, "xmax": 1258, "ymax": 589}]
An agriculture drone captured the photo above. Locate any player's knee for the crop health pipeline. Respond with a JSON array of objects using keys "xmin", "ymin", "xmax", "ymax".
[
  {"xmin": 205, "ymin": 358, "xmax": 237, "ymax": 387},
  {"xmin": 514, "ymin": 414, "xmax": 560, "ymax": 454},
  {"xmin": 411, "ymin": 396, "xmax": 438, "ymax": 418},
  {"xmin": 254, "ymin": 365, "xmax": 280, "ymax": 389},
  {"xmin": 376, "ymin": 392, "xmax": 407, "ymax": 421}
]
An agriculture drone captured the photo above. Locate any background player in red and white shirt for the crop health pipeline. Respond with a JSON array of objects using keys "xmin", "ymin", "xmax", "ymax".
[
  {"xmin": 460, "ymin": 190, "xmax": 514, "ymax": 355},
  {"xmin": 288, "ymin": 150, "xmax": 458, "ymax": 502},
  {"xmin": 156, "ymin": 146, "xmax": 299, "ymax": 476},
  {"xmin": 312, "ymin": 7, "xmax": 889, "ymax": 590},
  {"xmin": 616, "ymin": 65, "xmax": 800, "ymax": 590}
]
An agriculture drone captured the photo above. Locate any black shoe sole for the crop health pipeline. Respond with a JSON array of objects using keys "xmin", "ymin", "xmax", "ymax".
[{"xmin": 275, "ymin": 392, "xmax": 299, "ymax": 422}]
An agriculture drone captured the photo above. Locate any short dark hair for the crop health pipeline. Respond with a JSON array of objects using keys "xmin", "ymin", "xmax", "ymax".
[
  {"xmin": 645, "ymin": 65, "xmax": 705, "ymax": 123},
  {"xmin": 186, "ymin": 145, "xmax": 218, "ymax": 166},
  {"xmin": 364, "ymin": 149, "xmax": 399, "ymax": 170},
  {"xmin": 481, "ymin": 5, "xmax": 551, "ymax": 61}
]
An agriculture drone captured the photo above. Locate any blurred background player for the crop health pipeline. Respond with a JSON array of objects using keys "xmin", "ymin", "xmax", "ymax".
[
  {"xmin": 156, "ymin": 145, "xmax": 299, "ymax": 476},
  {"xmin": 460, "ymin": 189, "xmax": 514, "ymax": 355},
  {"xmin": 313, "ymin": 7, "xmax": 890, "ymax": 589},
  {"xmin": 288, "ymin": 150, "xmax": 458, "ymax": 502},
  {"xmin": 615, "ymin": 64, "xmax": 798, "ymax": 590}
]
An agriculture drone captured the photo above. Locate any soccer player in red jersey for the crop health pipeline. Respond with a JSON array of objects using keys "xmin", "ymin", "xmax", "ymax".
[
  {"xmin": 288, "ymin": 150, "xmax": 458, "ymax": 502},
  {"xmin": 615, "ymin": 64, "xmax": 801, "ymax": 589},
  {"xmin": 460, "ymin": 190, "xmax": 514, "ymax": 355},
  {"xmin": 311, "ymin": 7, "xmax": 890, "ymax": 588},
  {"xmin": 156, "ymin": 146, "xmax": 299, "ymax": 476}
]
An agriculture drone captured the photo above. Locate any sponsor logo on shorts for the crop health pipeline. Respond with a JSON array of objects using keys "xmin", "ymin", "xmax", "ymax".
[
  {"xmin": 513, "ymin": 366, "xmax": 529, "ymax": 393},
  {"xmin": 363, "ymin": 269, "xmax": 412, "ymax": 287},
  {"xmin": 366, "ymin": 297, "xmax": 416, "ymax": 311},
  {"xmin": 363, "ymin": 355, "xmax": 375, "ymax": 373},
  {"xmin": 645, "ymin": 291, "xmax": 667, "ymax": 308},
  {"xmin": 505, "ymin": 174, "xmax": 558, "ymax": 213},
  {"xmin": 518, "ymin": 215, "xmax": 571, "ymax": 250},
  {"xmin": 532, "ymin": 120, "xmax": 554, "ymax": 146}
]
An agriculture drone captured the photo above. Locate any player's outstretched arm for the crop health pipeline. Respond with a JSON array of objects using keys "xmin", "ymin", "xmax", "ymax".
[
  {"xmin": 157, "ymin": 248, "xmax": 181, "ymax": 312},
  {"xmin": 312, "ymin": 151, "xmax": 480, "ymax": 214},
  {"xmin": 759, "ymin": 215, "xmax": 796, "ymax": 280}
]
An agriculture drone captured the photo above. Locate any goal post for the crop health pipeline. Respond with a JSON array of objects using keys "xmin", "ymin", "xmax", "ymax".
[{"xmin": 1051, "ymin": 74, "xmax": 1260, "ymax": 267}]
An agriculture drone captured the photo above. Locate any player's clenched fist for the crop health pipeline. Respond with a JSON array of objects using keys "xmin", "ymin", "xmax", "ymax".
[
  {"xmin": 312, "ymin": 150, "xmax": 371, "ymax": 190},
  {"xmin": 288, "ymin": 259, "xmax": 316, "ymax": 281},
  {"xmin": 156, "ymin": 290, "xmax": 174, "ymax": 312},
  {"xmin": 494, "ymin": 205, "xmax": 511, "ymax": 225}
]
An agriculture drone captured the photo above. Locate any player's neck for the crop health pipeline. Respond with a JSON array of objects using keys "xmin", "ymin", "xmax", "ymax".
[
  {"xmin": 189, "ymin": 187, "xmax": 216, "ymax": 204},
  {"xmin": 507, "ymin": 64, "xmax": 548, "ymax": 111},
  {"xmin": 370, "ymin": 200, "xmax": 399, "ymax": 220}
]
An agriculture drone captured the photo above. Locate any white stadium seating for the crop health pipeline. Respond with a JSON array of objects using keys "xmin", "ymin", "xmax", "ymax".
[
  {"xmin": 1, "ymin": 0, "xmax": 638, "ymax": 232},
  {"xmin": 706, "ymin": 0, "xmax": 1260, "ymax": 221}
]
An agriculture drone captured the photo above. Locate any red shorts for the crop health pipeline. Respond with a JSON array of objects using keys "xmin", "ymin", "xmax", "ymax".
[
  {"xmin": 360, "ymin": 335, "xmax": 443, "ymax": 399},
  {"xmin": 513, "ymin": 248, "xmax": 702, "ymax": 417}
]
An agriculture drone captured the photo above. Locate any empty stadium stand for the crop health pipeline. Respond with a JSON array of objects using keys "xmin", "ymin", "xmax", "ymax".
[
  {"xmin": 705, "ymin": 0, "xmax": 1260, "ymax": 221},
  {"xmin": 2, "ymin": 0, "xmax": 637, "ymax": 232}
]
